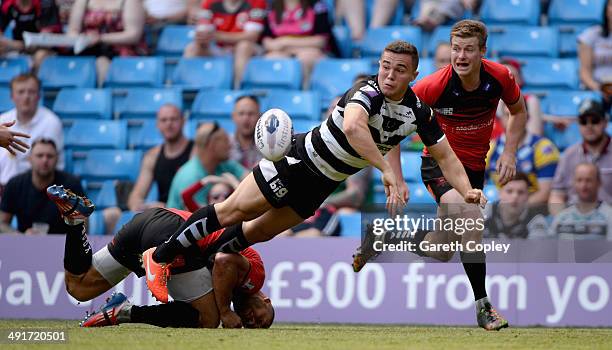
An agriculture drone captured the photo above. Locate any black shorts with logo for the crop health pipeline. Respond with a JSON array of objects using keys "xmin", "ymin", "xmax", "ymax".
[
  {"xmin": 107, "ymin": 208, "xmax": 205, "ymax": 277},
  {"xmin": 253, "ymin": 133, "xmax": 342, "ymax": 219},
  {"xmin": 420, "ymin": 156, "xmax": 485, "ymax": 204}
]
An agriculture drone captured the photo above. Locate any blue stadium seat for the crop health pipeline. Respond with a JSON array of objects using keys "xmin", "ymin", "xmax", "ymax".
[
  {"xmin": 548, "ymin": 0, "xmax": 605, "ymax": 26},
  {"xmin": 127, "ymin": 119, "xmax": 162, "ymax": 149},
  {"xmin": 114, "ymin": 88, "xmax": 183, "ymax": 119},
  {"xmin": 38, "ymin": 57, "xmax": 96, "ymax": 89},
  {"xmin": 408, "ymin": 182, "xmax": 435, "ymax": 204},
  {"xmin": 479, "ymin": 0, "xmax": 540, "ymax": 26},
  {"xmin": 401, "ymin": 152, "xmax": 422, "ymax": 182},
  {"xmin": 64, "ymin": 119, "xmax": 128, "ymax": 150},
  {"xmin": 292, "ymin": 119, "xmax": 319, "ymax": 133},
  {"xmin": 555, "ymin": 24, "xmax": 591, "ymax": 57},
  {"xmin": 156, "ymin": 25, "xmax": 195, "ymax": 56},
  {"xmin": 241, "ymin": 58, "xmax": 302, "ymax": 90},
  {"xmin": 360, "ymin": 26, "xmax": 423, "ymax": 58},
  {"xmin": 338, "ymin": 212, "xmax": 362, "ymax": 237},
  {"xmin": 333, "ymin": 26, "xmax": 353, "ymax": 58},
  {"xmin": 171, "ymin": 57, "xmax": 232, "ymax": 90},
  {"xmin": 53, "ymin": 88, "xmax": 112, "ymax": 119},
  {"xmin": 483, "ymin": 184, "xmax": 499, "ymax": 203},
  {"xmin": 0, "ymin": 88, "xmax": 12, "ymax": 113},
  {"xmin": 265, "ymin": 90, "xmax": 321, "ymax": 120},
  {"xmin": 82, "ymin": 180, "xmax": 118, "ymax": 209},
  {"xmin": 310, "ymin": 58, "xmax": 372, "ymax": 108},
  {"xmin": 489, "ymin": 26, "xmax": 559, "ymax": 58},
  {"xmin": 427, "ymin": 26, "xmax": 452, "ymax": 57},
  {"xmin": 413, "ymin": 58, "xmax": 436, "ymax": 84},
  {"xmin": 188, "ymin": 118, "xmax": 236, "ymax": 136},
  {"xmin": 105, "ymin": 57, "xmax": 164, "ymax": 88},
  {"xmin": 115, "ymin": 211, "xmax": 137, "ymax": 231},
  {"xmin": 0, "ymin": 56, "xmax": 29, "ymax": 86},
  {"xmin": 540, "ymin": 90, "xmax": 603, "ymax": 117},
  {"xmin": 544, "ymin": 120, "xmax": 581, "ymax": 150},
  {"xmin": 521, "ymin": 58, "xmax": 579, "ymax": 90},
  {"xmin": 191, "ymin": 89, "xmax": 249, "ymax": 119},
  {"xmin": 87, "ymin": 210, "xmax": 106, "ymax": 235},
  {"xmin": 71, "ymin": 149, "xmax": 143, "ymax": 181}
]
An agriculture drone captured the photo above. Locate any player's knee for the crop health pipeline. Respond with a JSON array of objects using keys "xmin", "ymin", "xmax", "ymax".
[{"xmin": 65, "ymin": 281, "xmax": 89, "ymax": 302}]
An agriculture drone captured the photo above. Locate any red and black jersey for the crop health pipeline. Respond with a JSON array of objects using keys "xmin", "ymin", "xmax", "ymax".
[
  {"xmin": 199, "ymin": 0, "xmax": 266, "ymax": 34},
  {"xmin": 0, "ymin": 0, "xmax": 61, "ymax": 41},
  {"xmin": 413, "ymin": 59, "xmax": 521, "ymax": 171}
]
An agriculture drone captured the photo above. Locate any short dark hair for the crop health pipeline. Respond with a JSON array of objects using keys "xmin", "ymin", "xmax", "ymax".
[
  {"xmin": 451, "ymin": 19, "xmax": 488, "ymax": 50},
  {"xmin": 383, "ymin": 40, "xmax": 419, "ymax": 71},
  {"xmin": 31, "ymin": 138, "xmax": 57, "ymax": 152},
  {"xmin": 507, "ymin": 172, "xmax": 531, "ymax": 188},
  {"xmin": 235, "ymin": 95, "xmax": 260, "ymax": 107},
  {"xmin": 10, "ymin": 73, "xmax": 41, "ymax": 92}
]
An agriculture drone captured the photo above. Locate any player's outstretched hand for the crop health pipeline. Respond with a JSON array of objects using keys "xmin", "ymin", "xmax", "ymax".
[
  {"xmin": 382, "ymin": 168, "xmax": 405, "ymax": 217},
  {"xmin": 0, "ymin": 120, "xmax": 30, "ymax": 156},
  {"xmin": 220, "ymin": 310, "xmax": 243, "ymax": 329},
  {"xmin": 496, "ymin": 151, "xmax": 516, "ymax": 186},
  {"xmin": 464, "ymin": 189, "xmax": 487, "ymax": 207}
]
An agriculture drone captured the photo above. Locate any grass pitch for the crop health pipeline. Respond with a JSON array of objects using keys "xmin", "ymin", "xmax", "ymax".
[{"xmin": 1, "ymin": 320, "xmax": 611, "ymax": 350}]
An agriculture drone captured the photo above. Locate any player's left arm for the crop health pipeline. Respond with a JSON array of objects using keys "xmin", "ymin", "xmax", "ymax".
[
  {"xmin": 212, "ymin": 252, "xmax": 250, "ymax": 328},
  {"xmin": 386, "ymin": 145, "xmax": 409, "ymax": 203},
  {"xmin": 498, "ymin": 95, "xmax": 528, "ymax": 186}
]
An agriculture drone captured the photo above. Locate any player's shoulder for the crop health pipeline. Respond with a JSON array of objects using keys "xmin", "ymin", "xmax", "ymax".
[
  {"xmin": 347, "ymin": 78, "xmax": 383, "ymax": 102},
  {"xmin": 415, "ymin": 64, "xmax": 452, "ymax": 88},
  {"xmin": 482, "ymin": 59, "xmax": 513, "ymax": 82}
]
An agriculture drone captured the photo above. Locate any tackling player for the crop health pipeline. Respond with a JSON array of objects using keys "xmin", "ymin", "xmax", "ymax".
[
  {"xmin": 354, "ymin": 20, "xmax": 527, "ymax": 331},
  {"xmin": 48, "ymin": 185, "xmax": 273, "ymax": 329},
  {"xmin": 143, "ymin": 40, "xmax": 486, "ymax": 304}
]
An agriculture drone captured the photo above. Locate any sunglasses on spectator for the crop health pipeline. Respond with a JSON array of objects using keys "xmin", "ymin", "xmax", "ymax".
[{"xmin": 578, "ymin": 116, "xmax": 604, "ymax": 125}]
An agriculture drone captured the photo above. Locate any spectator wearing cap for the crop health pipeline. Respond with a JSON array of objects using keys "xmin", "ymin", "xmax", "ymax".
[
  {"xmin": 166, "ymin": 122, "xmax": 246, "ymax": 210},
  {"xmin": 549, "ymin": 99, "xmax": 612, "ymax": 215}
]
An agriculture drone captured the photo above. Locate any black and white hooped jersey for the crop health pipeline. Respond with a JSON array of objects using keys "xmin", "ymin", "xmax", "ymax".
[{"xmin": 298, "ymin": 76, "xmax": 446, "ymax": 181}]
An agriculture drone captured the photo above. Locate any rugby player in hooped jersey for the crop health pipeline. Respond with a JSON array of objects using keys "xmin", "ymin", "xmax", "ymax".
[
  {"xmin": 143, "ymin": 39, "xmax": 486, "ymax": 307},
  {"xmin": 358, "ymin": 20, "xmax": 527, "ymax": 331}
]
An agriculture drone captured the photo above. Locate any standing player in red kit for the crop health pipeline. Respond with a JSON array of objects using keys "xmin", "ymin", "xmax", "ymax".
[{"xmin": 355, "ymin": 20, "xmax": 527, "ymax": 331}]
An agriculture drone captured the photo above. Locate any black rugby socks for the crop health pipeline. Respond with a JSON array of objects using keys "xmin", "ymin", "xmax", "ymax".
[{"xmin": 63, "ymin": 223, "xmax": 92, "ymax": 275}]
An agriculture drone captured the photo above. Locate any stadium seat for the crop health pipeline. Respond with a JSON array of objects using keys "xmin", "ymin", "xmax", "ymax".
[
  {"xmin": 127, "ymin": 119, "xmax": 162, "ymax": 149},
  {"xmin": 188, "ymin": 118, "xmax": 236, "ymax": 136},
  {"xmin": 114, "ymin": 88, "xmax": 183, "ymax": 119},
  {"xmin": 292, "ymin": 119, "xmax": 319, "ymax": 133},
  {"xmin": 38, "ymin": 56, "xmax": 96, "ymax": 89},
  {"xmin": 191, "ymin": 89, "xmax": 250, "ymax": 119},
  {"xmin": 115, "ymin": 211, "xmax": 137, "ymax": 231},
  {"xmin": 52, "ymin": 88, "xmax": 112, "ymax": 119},
  {"xmin": 0, "ymin": 56, "xmax": 29, "ymax": 86},
  {"xmin": 0, "ymin": 87, "xmax": 12, "ymax": 113},
  {"xmin": 360, "ymin": 26, "xmax": 423, "ymax": 58},
  {"xmin": 332, "ymin": 26, "xmax": 353, "ymax": 58},
  {"xmin": 310, "ymin": 58, "xmax": 372, "ymax": 108},
  {"xmin": 82, "ymin": 180, "xmax": 118, "ymax": 209},
  {"xmin": 548, "ymin": 0, "xmax": 605, "ymax": 26},
  {"xmin": 171, "ymin": 57, "xmax": 232, "ymax": 90},
  {"xmin": 265, "ymin": 90, "xmax": 321, "ymax": 120},
  {"xmin": 413, "ymin": 58, "xmax": 436, "ymax": 84},
  {"xmin": 241, "ymin": 58, "xmax": 302, "ymax": 90},
  {"xmin": 401, "ymin": 152, "xmax": 422, "ymax": 183},
  {"xmin": 540, "ymin": 90, "xmax": 603, "ymax": 117},
  {"xmin": 338, "ymin": 212, "xmax": 363, "ymax": 237},
  {"xmin": 427, "ymin": 26, "xmax": 452, "ymax": 57},
  {"xmin": 544, "ymin": 120, "xmax": 581, "ymax": 151},
  {"xmin": 87, "ymin": 210, "xmax": 106, "ymax": 235},
  {"xmin": 479, "ymin": 0, "xmax": 540, "ymax": 26},
  {"xmin": 64, "ymin": 119, "xmax": 128, "ymax": 150},
  {"xmin": 489, "ymin": 26, "xmax": 559, "ymax": 58},
  {"xmin": 71, "ymin": 149, "xmax": 143, "ymax": 181},
  {"xmin": 521, "ymin": 58, "xmax": 579, "ymax": 90},
  {"xmin": 156, "ymin": 25, "xmax": 195, "ymax": 56},
  {"xmin": 554, "ymin": 24, "xmax": 591, "ymax": 57},
  {"xmin": 407, "ymin": 182, "xmax": 435, "ymax": 204},
  {"xmin": 483, "ymin": 184, "xmax": 499, "ymax": 203},
  {"xmin": 105, "ymin": 57, "xmax": 165, "ymax": 88}
]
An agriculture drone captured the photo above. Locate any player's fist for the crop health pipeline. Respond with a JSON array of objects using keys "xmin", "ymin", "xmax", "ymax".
[
  {"xmin": 221, "ymin": 310, "xmax": 243, "ymax": 328},
  {"xmin": 464, "ymin": 189, "xmax": 487, "ymax": 207}
]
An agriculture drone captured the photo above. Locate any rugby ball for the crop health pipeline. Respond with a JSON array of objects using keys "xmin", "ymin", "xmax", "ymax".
[{"xmin": 254, "ymin": 108, "xmax": 293, "ymax": 162}]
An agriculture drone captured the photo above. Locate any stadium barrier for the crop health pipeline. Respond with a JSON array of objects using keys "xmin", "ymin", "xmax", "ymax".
[{"xmin": 0, "ymin": 235, "xmax": 610, "ymax": 327}]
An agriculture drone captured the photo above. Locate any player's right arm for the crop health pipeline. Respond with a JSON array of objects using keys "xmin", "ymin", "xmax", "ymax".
[
  {"xmin": 127, "ymin": 147, "xmax": 161, "ymax": 211},
  {"xmin": 212, "ymin": 252, "xmax": 251, "ymax": 328},
  {"xmin": 343, "ymin": 104, "xmax": 403, "ymax": 215}
]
